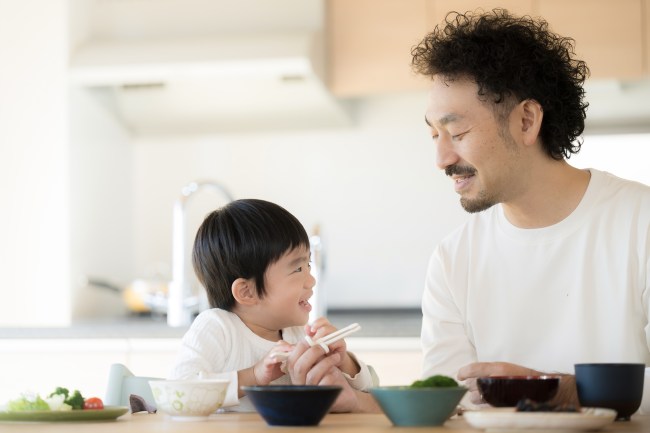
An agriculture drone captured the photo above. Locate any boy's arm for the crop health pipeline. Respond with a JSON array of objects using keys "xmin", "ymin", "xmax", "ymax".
[{"xmin": 237, "ymin": 341, "xmax": 294, "ymax": 397}]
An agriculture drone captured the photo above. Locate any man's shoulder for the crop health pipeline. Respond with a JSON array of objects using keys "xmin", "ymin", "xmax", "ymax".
[
  {"xmin": 591, "ymin": 169, "xmax": 650, "ymax": 210},
  {"xmin": 593, "ymin": 169, "xmax": 650, "ymax": 196}
]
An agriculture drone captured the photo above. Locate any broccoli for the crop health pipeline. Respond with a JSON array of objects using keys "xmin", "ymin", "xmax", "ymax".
[
  {"xmin": 65, "ymin": 390, "xmax": 85, "ymax": 410},
  {"xmin": 48, "ymin": 387, "xmax": 84, "ymax": 409},
  {"xmin": 48, "ymin": 387, "xmax": 70, "ymax": 400},
  {"xmin": 410, "ymin": 374, "xmax": 458, "ymax": 388}
]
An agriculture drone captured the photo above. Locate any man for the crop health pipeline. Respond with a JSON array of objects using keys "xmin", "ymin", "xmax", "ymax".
[{"xmin": 411, "ymin": 9, "xmax": 650, "ymax": 411}]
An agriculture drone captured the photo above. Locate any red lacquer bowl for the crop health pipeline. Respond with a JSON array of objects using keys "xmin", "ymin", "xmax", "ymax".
[{"xmin": 477, "ymin": 375, "xmax": 560, "ymax": 407}]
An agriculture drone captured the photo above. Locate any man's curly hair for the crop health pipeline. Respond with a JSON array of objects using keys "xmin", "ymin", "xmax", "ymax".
[{"xmin": 412, "ymin": 9, "xmax": 589, "ymax": 160}]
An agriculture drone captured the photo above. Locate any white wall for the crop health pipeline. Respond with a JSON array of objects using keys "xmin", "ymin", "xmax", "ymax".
[
  {"xmin": 131, "ymin": 92, "xmax": 470, "ymax": 309},
  {"xmin": 0, "ymin": 1, "xmax": 70, "ymax": 326},
  {"xmin": 68, "ymin": 88, "xmax": 134, "ymax": 319},
  {"xmin": 2, "ymin": 0, "xmax": 648, "ymax": 325},
  {"xmin": 570, "ymin": 133, "xmax": 650, "ymax": 186},
  {"xmin": 126, "ymin": 99, "xmax": 650, "ymax": 312}
]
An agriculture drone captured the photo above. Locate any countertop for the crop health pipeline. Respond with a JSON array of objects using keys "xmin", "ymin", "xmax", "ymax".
[
  {"xmin": 3, "ymin": 411, "xmax": 648, "ymax": 433},
  {"xmin": 0, "ymin": 308, "xmax": 422, "ymax": 339}
]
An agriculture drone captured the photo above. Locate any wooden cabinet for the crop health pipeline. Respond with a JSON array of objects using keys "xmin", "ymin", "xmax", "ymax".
[
  {"xmin": 326, "ymin": 0, "xmax": 431, "ymax": 97},
  {"xmin": 327, "ymin": 0, "xmax": 648, "ymax": 97},
  {"xmin": 427, "ymin": 0, "xmax": 533, "ymax": 20},
  {"xmin": 537, "ymin": 0, "xmax": 644, "ymax": 79}
]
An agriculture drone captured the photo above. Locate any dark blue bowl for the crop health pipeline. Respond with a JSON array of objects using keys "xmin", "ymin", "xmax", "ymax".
[
  {"xmin": 575, "ymin": 363, "xmax": 645, "ymax": 421},
  {"xmin": 241, "ymin": 385, "xmax": 342, "ymax": 426}
]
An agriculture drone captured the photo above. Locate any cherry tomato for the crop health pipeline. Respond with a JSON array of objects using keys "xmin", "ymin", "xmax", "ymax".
[{"xmin": 83, "ymin": 397, "xmax": 104, "ymax": 410}]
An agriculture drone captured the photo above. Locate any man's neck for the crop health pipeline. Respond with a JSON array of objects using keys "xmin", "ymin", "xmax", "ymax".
[{"xmin": 501, "ymin": 161, "xmax": 591, "ymax": 229}]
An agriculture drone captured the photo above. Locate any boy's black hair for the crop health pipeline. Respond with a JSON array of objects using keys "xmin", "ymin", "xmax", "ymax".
[{"xmin": 192, "ymin": 198, "xmax": 310, "ymax": 310}]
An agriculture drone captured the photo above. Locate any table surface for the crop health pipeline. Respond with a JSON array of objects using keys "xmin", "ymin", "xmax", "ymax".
[{"xmin": 1, "ymin": 412, "xmax": 648, "ymax": 433}]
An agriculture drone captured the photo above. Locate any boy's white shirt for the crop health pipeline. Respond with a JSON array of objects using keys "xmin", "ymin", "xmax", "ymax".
[{"xmin": 169, "ymin": 308, "xmax": 375, "ymax": 411}]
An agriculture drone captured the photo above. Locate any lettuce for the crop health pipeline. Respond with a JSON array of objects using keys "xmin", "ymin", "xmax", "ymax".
[{"xmin": 7, "ymin": 393, "xmax": 50, "ymax": 411}]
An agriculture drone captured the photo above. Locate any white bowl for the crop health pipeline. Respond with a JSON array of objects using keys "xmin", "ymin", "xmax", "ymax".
[{"xmin": 149, "ymin": 379, "xmax": 230, "ymax": 421}]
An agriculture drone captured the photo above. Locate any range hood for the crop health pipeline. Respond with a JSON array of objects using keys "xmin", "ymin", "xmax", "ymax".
[{"xmin": 69, "ymin": 32, "xmax": 352, "ymax": 134}]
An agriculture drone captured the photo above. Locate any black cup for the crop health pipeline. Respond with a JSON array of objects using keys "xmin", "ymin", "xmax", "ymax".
[{"xmin": 574, "ymin": 363, "xmax": 645, "ymax": 421}]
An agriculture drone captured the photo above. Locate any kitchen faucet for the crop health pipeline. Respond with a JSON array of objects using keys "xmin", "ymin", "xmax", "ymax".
[
  {"xmin": 168, "ymin": 180, "xmax": 234, "ymax": 327},
  {"xmin": 308, "ymin": 224, "xmax": 327, "ymax": 322}
]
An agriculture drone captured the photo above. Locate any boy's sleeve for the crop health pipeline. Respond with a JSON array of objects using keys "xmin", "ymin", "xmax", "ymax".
[
  {"xmin": 341, "ymin": 352, "xmax": 379, "ymax": 391},
  {"xmin": 168, "ymin": 312, "xmax": 241, "ymax": 408}
]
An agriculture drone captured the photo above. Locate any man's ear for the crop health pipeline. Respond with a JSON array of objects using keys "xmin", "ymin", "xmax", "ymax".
[
  {"xmin": 231, "ymin": 278, "xmax": 258, "ymax": 306},
  {"xmin": 519, "ymin": 99, "xmax": 543, "ymax": 147}
]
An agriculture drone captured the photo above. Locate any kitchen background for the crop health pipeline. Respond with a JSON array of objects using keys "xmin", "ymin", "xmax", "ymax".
[{"xmin": 1, "ymin": 0, "xmax": 649, "ymax": 402}]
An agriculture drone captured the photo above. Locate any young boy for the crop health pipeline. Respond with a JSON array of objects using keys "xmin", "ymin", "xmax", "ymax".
[{"xmin": 169, "ymin": 199, "xmax": 376, "ymax": 412}]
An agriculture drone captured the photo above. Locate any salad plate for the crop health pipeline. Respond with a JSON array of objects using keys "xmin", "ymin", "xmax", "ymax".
[
  {"xmin": 464, "ymin": 407, "xmax": 617, "ymax": 432},
  {"xmin": 0, "ymin": 406, "xmax": 129, "ymax": 422}
]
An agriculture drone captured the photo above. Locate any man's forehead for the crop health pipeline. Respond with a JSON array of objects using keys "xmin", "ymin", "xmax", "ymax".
[{"xmin": 425, "ymin": 112, "xmax": 464, "ymax": 127}]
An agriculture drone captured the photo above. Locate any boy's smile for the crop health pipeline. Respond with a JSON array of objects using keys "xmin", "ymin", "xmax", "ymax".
[{"xmin": 256, "ymin": 246, "xmax": 315, "ymax": 334}]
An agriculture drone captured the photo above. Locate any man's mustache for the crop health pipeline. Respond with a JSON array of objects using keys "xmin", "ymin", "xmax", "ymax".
[{"xmin": 445, "ymin": 165, "xmax": 477, "ymax": 177}]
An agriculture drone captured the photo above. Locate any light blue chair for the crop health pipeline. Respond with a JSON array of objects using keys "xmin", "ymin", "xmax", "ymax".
[{"xmin": 105, "ymin": 363, "xmax": 161, "ymax": 407}]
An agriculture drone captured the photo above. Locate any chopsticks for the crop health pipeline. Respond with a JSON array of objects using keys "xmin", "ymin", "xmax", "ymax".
[
  {"xmin": 270, "ymin": 323, "xmax": 362, "ymax": 360},
  {"xmin": 305, "ymin": 322, "xmax": 361, "ymax": 354}
]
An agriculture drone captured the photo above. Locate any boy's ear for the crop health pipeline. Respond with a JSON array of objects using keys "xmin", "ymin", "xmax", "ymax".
[{"xmin": 231, "ymin": 278, "xmax": 258, "ymax": 305}]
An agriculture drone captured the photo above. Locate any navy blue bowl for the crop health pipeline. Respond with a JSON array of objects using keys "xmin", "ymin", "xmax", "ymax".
[
  {"xmin": 575, "ymin": 363, "xmax": 645, "ymax": 421},
  {"xmin": 241, "ymin": 385, "xmax": 342, "ymax": 426}
]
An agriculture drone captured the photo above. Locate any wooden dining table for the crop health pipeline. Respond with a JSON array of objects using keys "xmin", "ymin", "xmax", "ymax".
[{"xmin": 1, "ymin": 411, "xmax": 649, "ymax": 433}]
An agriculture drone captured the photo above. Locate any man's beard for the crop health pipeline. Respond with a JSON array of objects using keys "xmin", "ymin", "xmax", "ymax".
[
  {"xmin": 445, "ymin": 165, "xmax": 497, "ymax": 213},
  {"xmin": 460, "ymin": 189, "xmax": 497, "ymax": 213}
]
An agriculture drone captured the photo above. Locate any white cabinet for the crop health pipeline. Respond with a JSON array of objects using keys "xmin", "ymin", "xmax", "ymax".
[
  {"xmin": 0, "ymin": 339, "xmax": 176, "ymax": 403},
  {"xmin": 0, "ymin": 337, "xmax": 422, "ymax": 403},
  {"xmin": 1, "ymin": 340, "xmax": 131, "ymax": 402}
]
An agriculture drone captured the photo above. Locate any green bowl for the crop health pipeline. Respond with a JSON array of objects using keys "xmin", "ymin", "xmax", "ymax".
[{"xmin": 370, "ymin": 386, "xmax": 467, "ymax": 426}]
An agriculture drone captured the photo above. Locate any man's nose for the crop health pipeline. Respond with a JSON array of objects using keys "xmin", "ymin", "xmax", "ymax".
[{"xmin": 435, "ymin": 136, "xmax": 458, "ymax": 170}]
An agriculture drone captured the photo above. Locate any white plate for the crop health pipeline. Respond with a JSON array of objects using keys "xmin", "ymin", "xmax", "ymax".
[{"xmin": 464, "ymin": 407, "xmax": 617, "ymax": 432}]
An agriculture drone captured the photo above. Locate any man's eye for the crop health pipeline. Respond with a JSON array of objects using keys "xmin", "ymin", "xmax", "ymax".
[
  {"xmin": 452, "ymin": 131, "xmax": 468, "ymax": 140},
  {"xmin": 294, "ymin": 267, "xmax": 303, "ymax": 273},
  {"xmin": 431, "ymin": 135, "xmax": 439, "ymax": 141}
]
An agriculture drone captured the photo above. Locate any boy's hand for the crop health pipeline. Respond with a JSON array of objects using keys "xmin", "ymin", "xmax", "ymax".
[
  {"xmin": 306, "ymin": 318, "xmax": 346, "ymax": 360},
  {"xmin": 253, "ymin": 340, "xmax": 293, "ymax": 385},
  {"xmin": 305, "ymin": 318, "xmax": 360, "ymax": 377},
  {"xmin": 284, "ymin": 340, "xmax": 366, "ymax": 413}
]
